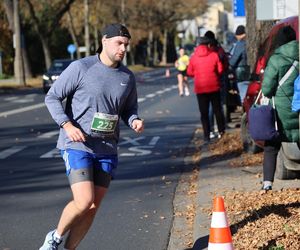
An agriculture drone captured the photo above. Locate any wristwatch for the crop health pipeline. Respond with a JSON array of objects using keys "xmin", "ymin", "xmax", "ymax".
[{"xmin": 60, "ymin": 121, "xmax": 70, "ymax": 128}]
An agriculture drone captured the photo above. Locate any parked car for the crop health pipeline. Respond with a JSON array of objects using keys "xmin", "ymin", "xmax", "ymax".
[
  {"xmin": 241, "ymin": 15, "xmax": 300, "ymax": 179},
  {"xmin": 42, "ymin": 59, "xmax": 74, "ymax": 93}
]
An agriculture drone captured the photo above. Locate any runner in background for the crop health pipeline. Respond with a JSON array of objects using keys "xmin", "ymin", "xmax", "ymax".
[{"xmin": 175, "ymin": 48, "xmax": 190, "ymax": 97}]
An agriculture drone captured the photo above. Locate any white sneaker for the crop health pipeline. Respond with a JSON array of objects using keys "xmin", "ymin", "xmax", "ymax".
[
  {"xmin": 184, "ymin": 87, "xmax": 190, "ymax": 96},
  {"xmin": 209, "ymin": 132, "xmax": 216, "ymax": 139},
  {"xmin": 39, "ymin": 230, "xmax": 62, "ymax": 250}
]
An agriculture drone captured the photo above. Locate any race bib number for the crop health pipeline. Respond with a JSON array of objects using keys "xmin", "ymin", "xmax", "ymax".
[{"xmin": 91, "ymin": 113, "xmax": 118, "ymax": 135}]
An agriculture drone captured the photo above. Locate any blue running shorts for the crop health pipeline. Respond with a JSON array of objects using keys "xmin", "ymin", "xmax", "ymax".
[{"xmin": 61, "ymin": 149, "xmax": 118, "ymax": 188}]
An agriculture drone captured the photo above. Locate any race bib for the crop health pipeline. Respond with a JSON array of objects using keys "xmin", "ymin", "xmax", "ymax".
[{"xmin": 91, "ymin": 113, "xmax": 118, "ymax": 136}]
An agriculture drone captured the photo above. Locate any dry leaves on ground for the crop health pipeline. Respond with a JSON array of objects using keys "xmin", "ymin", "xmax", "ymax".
[
  {"xmin": 208, "ymin": 130, "xmax": 263, "ymax": 167},
  {"xmin": 224, "ymin": 189, "xmax": 300, "ymax": 250},
  {"xmin": 198, "ymin": 129, "xmax": 300, "ymax": 249}
]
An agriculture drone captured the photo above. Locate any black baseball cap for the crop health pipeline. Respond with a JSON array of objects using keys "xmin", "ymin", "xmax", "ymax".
[
  {"xmin": 102, "ymin": 23, "xmax": 131, "ymax": 39},
  {"xmin": 235, "ymin": 25, "xmax": 246, "ymax": 35}
]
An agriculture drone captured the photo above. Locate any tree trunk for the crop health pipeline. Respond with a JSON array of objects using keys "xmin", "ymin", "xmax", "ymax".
[
  {"xmin": 3, "ymin": 0, "xmax": 14, "ymax": 30},
  {"xmin": 245, "ymin": 0, "xmax": 274, "ymax": 71},
  {"xmin": 153, "ymin": 38, "xmax": 158, "ymax": 65},
  {"xmin": 4, "ymin": 0, "xmax": 32, "ymax": 78},
  {"xmin": 84, "ymin": 0, "xmax": 90, "ymax": 56},
  {"xmin": 13, "ymin": 0, "xmax": 25, "ymax": 86},
  {"xmin": 67, "ymin": 11, "xmax": 81, "ymax": 59},
  {"xmin": 147, "ymin": 30, "xmax": 153, "ymax": 66},
  {"xmin": 94, "ymin": 26, "xmax": 99, "ymax": 55},
  {"xmin": 40, "ymin": 36, "xmax": 52, "ymax": 69},
  {"xmin": 22, "ymin": 44, "xmax": 32, "ymax": 78},
  {"xmin": 161, "ymin": 29, "xmax": 167, "ymax": 65}
]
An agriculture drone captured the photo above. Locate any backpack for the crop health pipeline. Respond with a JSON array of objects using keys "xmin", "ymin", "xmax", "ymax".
[{"xmin": 292, "ymin": 74, "xmax": 300, "ymax": 112}]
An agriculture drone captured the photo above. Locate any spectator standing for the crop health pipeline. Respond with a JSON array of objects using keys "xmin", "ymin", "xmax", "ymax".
[
  {"xmin": 204, "ymin": 30, "xmax": 228, "ymax": 138},
  {"xmin": 39, "ymin": 23, "xmax": 144, "ymax": 249},
  {"xmin": 175, "ymin": 48, "xmax": 190, "ymax": 96},
  {"xmin": 261, "ymin": 25, "xmax": 299, "ymax": 190},
  {"xmin": 187, "ymin": 37, "xmax": 225, "ymax": 142},
  {"xmin": 229, "ymin": 25, "xmax": 249, "ymax": 104}
]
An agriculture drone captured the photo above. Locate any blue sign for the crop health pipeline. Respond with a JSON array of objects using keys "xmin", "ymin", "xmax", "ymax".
[
  {"xmin": 233, "ymin": 0, "xmax": 245, "ymax": 17},
  {"xmin": 67, "ymin": 44, "xmax": 76, "ymax": 54}
]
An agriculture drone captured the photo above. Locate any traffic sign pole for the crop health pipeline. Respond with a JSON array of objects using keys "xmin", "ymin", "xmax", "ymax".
[{"xmin": 67, "ymin": 44, "xmax": 77, "ymax": 59}]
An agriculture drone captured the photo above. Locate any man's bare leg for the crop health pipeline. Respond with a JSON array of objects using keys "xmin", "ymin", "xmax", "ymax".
[
  {"xmin": 55, "ymin": 181, "xmax": 95, "ymax": 237},
  {"xmin": 63, "ymin": 186, "xmax": 108, "ymax": 250}
]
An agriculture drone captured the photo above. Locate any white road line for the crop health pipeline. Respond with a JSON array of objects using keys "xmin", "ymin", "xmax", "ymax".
[
  {"xmin": 40, "ymin": 148, "xmax": 61, "ymax": 158},
  {"xmin": 149, "ymin": 136, "xmax": 160, "ymax": 146},
  {"xmin": 145, "ymin": 93, "xmax": 156, "ymax": 98},
  {"xmin": 0, "ymin": 102, "xmax": 45, "ymax": 118},
  {"xmin": 138, "ymin": 98, "xmax": 146, "ymax": 103},
  {"xmin": 38, "ymin": 130, "xmax": 59, "ymax": 138},
  {"xmin": 119, "ymin": 152, "xmax": 136, "ymax": 157},
  {"xmin": 13, "ymin": 99, "xmax": 34, "ymax": 103},
  {"xmin": 138, "ymin": 85, "xmax": 177, "ymax": 103},
  {"xmin": 4, "ymin": 97, "xmax": 19, "ymax": 101},
  {"xmin": 0, "ymin": 146, "xmax": 27, "ymax": 159}
]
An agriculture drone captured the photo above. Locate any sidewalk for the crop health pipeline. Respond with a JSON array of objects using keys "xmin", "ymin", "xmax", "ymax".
[
  {"xmin": 168, "ymin": 112, "xmax": 300, "ymax": 250},
  {"xmin": 191, "ymin": 116, "xmax": 300, "ymax": 250}
]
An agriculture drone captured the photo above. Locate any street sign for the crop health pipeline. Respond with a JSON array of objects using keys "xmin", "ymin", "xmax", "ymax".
[
  {"xmin": 257, "ymin": 0, "xmax": 298, "ymax": 20},
  {"xmin": 67, "ymin": 44, "xmax": 76, "ymax": 59},
  {"xmin": 233, "ymin": 0, "xmax": 245, "ymax": 17},
  {"xmin": 79, "ymin": 46, "xmax": 87, "ymax": 53}
]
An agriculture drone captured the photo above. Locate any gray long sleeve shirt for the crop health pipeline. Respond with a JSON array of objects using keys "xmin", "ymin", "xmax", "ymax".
[{"xmin": 45, "ymin": 54, "xmax": 139, "ymax": 155}]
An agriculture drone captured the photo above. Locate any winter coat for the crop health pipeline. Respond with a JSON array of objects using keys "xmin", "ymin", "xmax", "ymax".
[
  {"xmin": 187, "ymin": 45, "xmax": 223, "ymax": 94},
  {"xmin": 262, "ymin": 40, "xmax": 299, "ymax": 142},
  {"xmin": 229, "ymin": 39, "xmax": 247, "ymax": 68}
]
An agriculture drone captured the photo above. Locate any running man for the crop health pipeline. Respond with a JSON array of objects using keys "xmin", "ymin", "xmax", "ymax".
[{"xmin": 40, "ymin": 23, "xmax": 144, "ymax": 250}]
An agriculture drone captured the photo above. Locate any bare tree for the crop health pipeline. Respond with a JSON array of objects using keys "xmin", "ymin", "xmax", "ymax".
[
  {"xmin": 126, "ymin": 0, "xmax": 207, "ymax": 65},
  {"xmin": 24, "ymin": 0, "xmax": 76, "ymax": 68}
]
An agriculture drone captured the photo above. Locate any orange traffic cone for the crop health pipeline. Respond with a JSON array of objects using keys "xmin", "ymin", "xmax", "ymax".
[
  {"xmin": 165, "ymin": 68, "xmax": 170, "ymax": 77},
  {"xmin": 208, "ymin": 196, "xmax": 234, "ymax": 250}
]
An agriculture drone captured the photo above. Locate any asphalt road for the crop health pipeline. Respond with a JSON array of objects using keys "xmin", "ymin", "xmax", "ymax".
[{"xmin": 0, "ymin": 68, "xmax": 200, "ymax": 250}]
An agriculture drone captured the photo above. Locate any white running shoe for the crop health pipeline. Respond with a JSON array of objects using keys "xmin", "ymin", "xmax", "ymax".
[
  {"xmin": 39, "ymin": 230, "xmax": 62, "ymax": 250},
  {"xmin": 209, "ymin": 132, "xmax": 216, "ymax": 139},
  {"xmin": 184, "ymin": 87, "xmax": 190, "ymax": 96}
]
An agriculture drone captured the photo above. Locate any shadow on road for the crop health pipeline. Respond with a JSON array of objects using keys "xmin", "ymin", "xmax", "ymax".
[
  {"xmin": 184, "ymin": 235, "xmax": 209, "ymax": 250},
  {"xmin": 0, "ymin": 117, "xmax": 199, "ymax": 194}
]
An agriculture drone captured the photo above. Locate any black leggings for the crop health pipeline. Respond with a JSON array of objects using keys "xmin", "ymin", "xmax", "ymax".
[
  {"xmin": 263, "ymin": 140, "xmax": 281, "ymax": 182},
  {"xmin": 196, "ymin": 91, "xmax": 225, "ymax": 140}
]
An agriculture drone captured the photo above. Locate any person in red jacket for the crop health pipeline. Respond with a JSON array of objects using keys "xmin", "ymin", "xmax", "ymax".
[{"xmin": 187, "ymin": 36, "xmax": 225, "ymax": 142}]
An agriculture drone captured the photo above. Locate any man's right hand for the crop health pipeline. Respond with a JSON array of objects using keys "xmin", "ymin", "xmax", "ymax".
[{"xmin": 62, "ymin": 122, "xmax": 86, "ymax": 142}]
